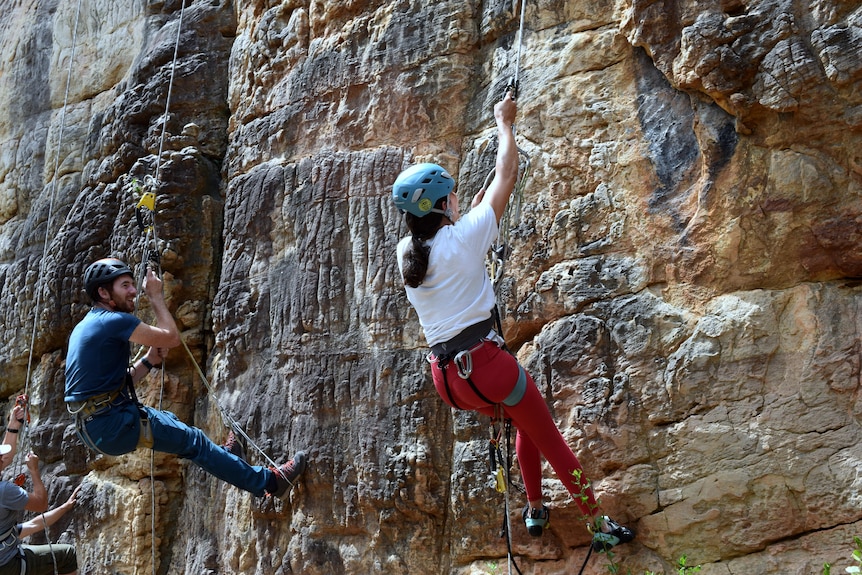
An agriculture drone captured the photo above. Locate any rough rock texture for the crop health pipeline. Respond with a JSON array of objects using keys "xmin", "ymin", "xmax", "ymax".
[{"xmin": 0, "ymin": 0, "xmax": 860, "ymax": 574}]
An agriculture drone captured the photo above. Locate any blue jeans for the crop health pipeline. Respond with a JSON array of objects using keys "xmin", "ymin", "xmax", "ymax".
[{"xmin": 79, "ymin": 401, "xmax": 272, "ymax": 496}]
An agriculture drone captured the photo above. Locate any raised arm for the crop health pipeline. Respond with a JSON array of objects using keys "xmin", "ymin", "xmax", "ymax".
[
  {"xmin": 23, "ymin": 453, "xmax": 47, "ymax": 513},
  {"xmin": 482, "ymin": 91, "xmax": 519, "ymax": 223},
  {"xmin": 129, "ymin": 267, "xmax": 180, "ymax": 349},
  {"xmin": 1, "ymin": 403, "xmax": 25, "ymax": 464}
]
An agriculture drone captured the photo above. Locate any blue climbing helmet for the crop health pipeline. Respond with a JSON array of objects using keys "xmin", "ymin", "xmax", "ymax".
[
  {"xmin": 84, "ymin": 258, "xmax": 133, "ymax": 300},
  {"xmin": 391, "ymin": 163, "xmax": 455, "ymax": 217}
]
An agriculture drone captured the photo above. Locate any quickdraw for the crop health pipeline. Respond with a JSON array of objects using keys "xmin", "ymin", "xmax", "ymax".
[{"xmin": 133, "ymin": 176, "xmax": 158, "ymax": 234}]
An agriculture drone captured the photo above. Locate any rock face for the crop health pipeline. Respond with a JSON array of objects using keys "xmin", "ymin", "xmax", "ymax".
[{"xmin": 0, "ymin": 0, "xmax": 860, "ymax": 574}]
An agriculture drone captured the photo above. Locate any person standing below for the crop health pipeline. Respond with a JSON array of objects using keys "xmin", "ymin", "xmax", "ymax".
[
  {"xmin": 0, "ymin": 405, "xmax": 79, "ymax": 575},
  {"xmin": 64, "ymin": 258, "xmax": 306, "ymax": 499},
  {"xmin": 391, "ymin": 92, "xmax": 634, "ymax": 550}
]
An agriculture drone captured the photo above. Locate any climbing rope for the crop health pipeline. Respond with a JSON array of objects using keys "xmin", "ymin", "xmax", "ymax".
[
  {"xmin": 486, "ymin": 151, "xmax": 531, "ymax": 295},
  {"xmin": 477, "ymin": 2, "xmax": 535, "ymax": 571},
  {"xmin": 576, "ymin": 546, "xmax": 595, "ymax": 575},
  {"xmin": 489, "ymin": 412, "xmax": 525, "ymax": 575},
  {"xmin": 125, "ymin": 2, "xmax": 188, "ymax": 572},
  {"xmin": 18, "ymin": 0, "xmax": 84, "ymax": 468},
  {"xmin": 487, "ymin": 0, "xmax": 532, "ymax": 295},
  {"xmin": 128, "ymin": 0, "xmax": 278, "ymax": 468},
  {"xmin": 123, "ymin": 2, "xmax": 292, "ymax": 567},
  {"xmin": 512, "ymin": 0, "xmax": 527, "ymax": 96},
  {"xmin": 178, "ymin": 338, "xmax": 278, "ymax": 467},
  {"xmin": 13, "ymin": 0, "xmax": 86, "ymax": 571}
]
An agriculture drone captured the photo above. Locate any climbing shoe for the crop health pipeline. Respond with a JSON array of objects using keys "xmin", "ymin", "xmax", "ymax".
[
  {"xmin": 590, "ymin": 516, "xmax": 635, "ymax": 552},
  {"xmin": 269, "ymin": 451, "xmax": 307, "ymax": 500},
  {"xmin": 522, "ymin": 504, "xmax": 550, "ymax": 537},
  {"xmin": 223, "ymin": 429, "xmax": 246, "ymax": 462}
]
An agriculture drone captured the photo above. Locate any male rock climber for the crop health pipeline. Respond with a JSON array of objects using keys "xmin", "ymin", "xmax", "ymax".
[
  {"xmin": 0, "ymin": 404, "xmax": 79, "ymax": 575},
  {"xmin": 64, "ymin": 257, "xmax": 306, "ymax": 499}
]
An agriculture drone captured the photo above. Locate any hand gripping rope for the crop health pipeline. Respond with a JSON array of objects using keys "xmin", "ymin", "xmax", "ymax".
[
  {"xmin": 486, "ymin": 0, "xmax": 532, "ymax": 297},
  {"xmin": 11, "ymin": 395, "xmax": 30, "ymax": 488},
  {"xmin": 483, "ymin": 6, "xmax": 618, "ymax": 573}
]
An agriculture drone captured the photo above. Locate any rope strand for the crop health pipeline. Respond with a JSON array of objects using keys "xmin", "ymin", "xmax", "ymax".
[
  {"xmin": 19, "ymin": 0, "xmax": 85, "ymax": 468},
  {"xmin": 17, "ymin": 0, "xmax": 85, "ymax": 572},
  {"xmin": 142, "ymin": 3, "xmax": 187, "ymax": 572},
  {"xmin": 512, "ymin": 0, "xmax": 527, "ymax": 93}
]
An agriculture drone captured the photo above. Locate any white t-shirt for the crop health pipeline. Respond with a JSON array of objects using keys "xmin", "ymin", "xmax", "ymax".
[{"xmin": 398, "ymin": 201, "xmax": 499, "ymax": 346}]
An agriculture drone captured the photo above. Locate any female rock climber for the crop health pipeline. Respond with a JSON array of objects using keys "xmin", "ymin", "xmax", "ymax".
[{"xmin": 391, "ymin": 91, "xmax": 634, "ymax": 551}]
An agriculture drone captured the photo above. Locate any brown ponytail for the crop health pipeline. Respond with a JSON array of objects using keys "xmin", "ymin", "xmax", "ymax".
[{"xmin": 401, "ymin": 198, "xmax": 446, "ymax": 288}]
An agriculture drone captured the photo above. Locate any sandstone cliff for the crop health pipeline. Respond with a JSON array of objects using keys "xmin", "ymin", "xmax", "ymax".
[{"xmin": 0, "ymin": 0, "xmax": 860, "ymax": 574}]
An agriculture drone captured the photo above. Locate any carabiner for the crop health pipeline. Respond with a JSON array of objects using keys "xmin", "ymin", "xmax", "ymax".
[{"xmin": 453, "ymin": 350, "xmax": 473, "ymax": 379}]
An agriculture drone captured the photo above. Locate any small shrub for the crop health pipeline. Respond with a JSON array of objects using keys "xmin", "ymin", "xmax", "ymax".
[{"xmin": 823, "ymin": 536, "xmax": 862, "ymax": 575}]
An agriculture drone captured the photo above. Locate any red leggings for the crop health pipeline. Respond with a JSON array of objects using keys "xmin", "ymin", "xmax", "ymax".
[{"xmin": 431, "ymin": 340, "xmax": 599, "ymax": 517}]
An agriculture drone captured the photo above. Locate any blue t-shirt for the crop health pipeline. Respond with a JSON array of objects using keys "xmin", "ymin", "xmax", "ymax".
[
  {"xmin": 0, "ymin": 481, "xmax": 27, "ymax": 566},
  {"xmin": 64, "ymin": 308, "xmax": 141, "ymax": 402}
]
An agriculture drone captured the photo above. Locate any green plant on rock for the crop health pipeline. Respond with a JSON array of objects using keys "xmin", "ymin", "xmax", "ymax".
[
  {"xmin": 567, "ymin": 471, "xmax": 705, "ymax": 575},
  {"xmin": 643, "ymin": 555, "xmax": 701, "ymax": 575},
  {"xmin": 569, "ymin": 468, "xmax": 622, "ymax": 574},
  {"xmin": 824, "ymin": 536, "xmax": 862, "ymax": 575},
  {"xmin": 849, "ymin": 536, "xmax": 862, "ymax": 574},
  {"xmin": 674, "ymin": 555, "xmax": 702, "ymax": 574},
  {"xmin": 129, "ymin": 177, "xmax": 142, "ymax": 193}
]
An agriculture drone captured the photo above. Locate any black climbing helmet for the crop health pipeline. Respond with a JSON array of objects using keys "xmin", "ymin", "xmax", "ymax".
[{"xmin": 84, "ymin": 258, "xmax": 133, "ymax": 301}]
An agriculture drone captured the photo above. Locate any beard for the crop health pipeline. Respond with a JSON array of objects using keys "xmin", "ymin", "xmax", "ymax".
[{"xmin": 107, "ymin": 290, "xmax": 136, "ymax": 313}]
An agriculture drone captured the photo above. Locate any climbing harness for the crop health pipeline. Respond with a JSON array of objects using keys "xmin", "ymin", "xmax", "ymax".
[
  {"xmin": 0, "ymin": 525, "xmax": 19, "ymax": 551},
  {"xmin": 67, "ymin": 373, "xmax": 154, "ymax": 455},
  {"xmin": 428, "ymin": 320, "xmax": 529, "ymax": 575}
]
